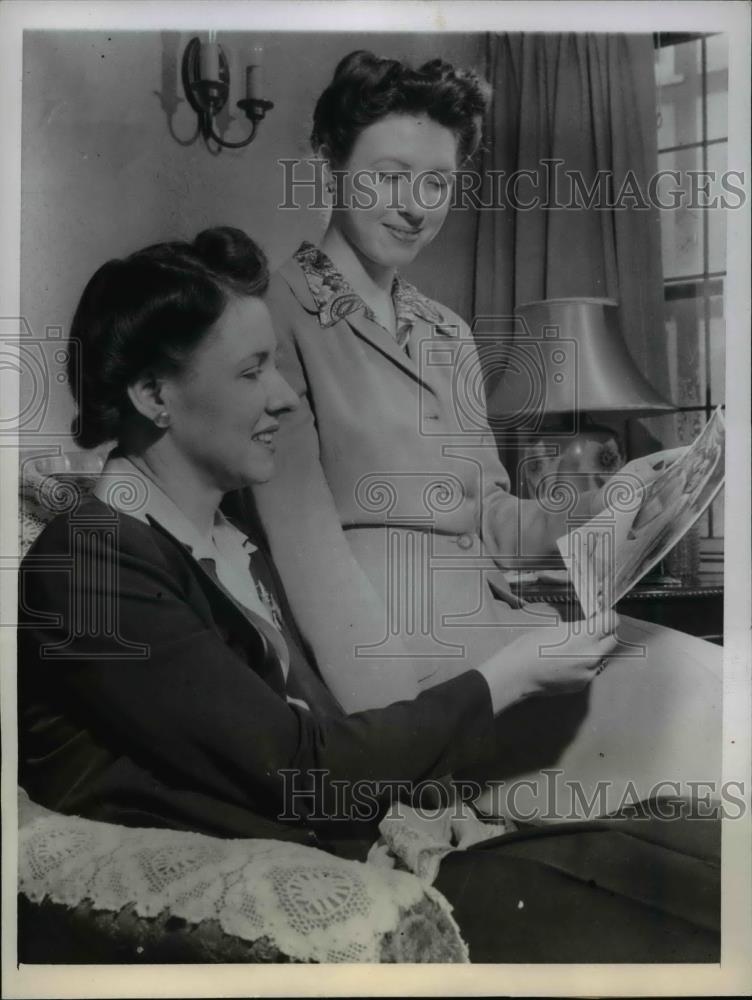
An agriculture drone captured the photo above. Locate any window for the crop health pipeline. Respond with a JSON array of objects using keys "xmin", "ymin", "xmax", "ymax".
[{"xmin": 654, "ymin": 32, "xmax": 727, "ymax": 577}]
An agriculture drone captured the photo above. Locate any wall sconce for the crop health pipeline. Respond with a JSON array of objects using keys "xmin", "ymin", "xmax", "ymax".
[{"xmin": 181, "ymin": 34, "xmax": 274, "ymax": 149}]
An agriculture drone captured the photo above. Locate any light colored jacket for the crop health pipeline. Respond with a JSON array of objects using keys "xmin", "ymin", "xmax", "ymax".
[{"xmin": 252, "ymin": 253, "xmax": 525, "ymax": 709}]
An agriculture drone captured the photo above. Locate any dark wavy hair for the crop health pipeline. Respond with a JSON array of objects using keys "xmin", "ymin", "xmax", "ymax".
[
  {"xmin": 67, "ymin": 227, "xmax": 268, "ymax": 449},
  {"xmin": 311, "ymin": 50, "xmax": 491, "ymax": 166}
]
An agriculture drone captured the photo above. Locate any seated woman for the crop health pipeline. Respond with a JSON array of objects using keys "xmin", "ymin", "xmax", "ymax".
[{"xmin": 18, "ymin": 228, "xmax": 719, "ymax": 962}]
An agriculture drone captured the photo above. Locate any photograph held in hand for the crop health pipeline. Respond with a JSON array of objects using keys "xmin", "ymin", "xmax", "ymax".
[{"xmin": 560, "ymin": 407, "xmax": 726, "ymax": 618}]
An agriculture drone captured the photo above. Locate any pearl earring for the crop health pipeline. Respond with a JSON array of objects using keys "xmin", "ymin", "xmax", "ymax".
[{"xmin": 154, "ymin": 411, "xmax": 170, "ymax": 429}]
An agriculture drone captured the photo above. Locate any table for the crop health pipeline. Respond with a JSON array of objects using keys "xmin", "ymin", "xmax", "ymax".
[{"xmin": 511, "ymin": 576, "xmax": 724, "ymax": 644}]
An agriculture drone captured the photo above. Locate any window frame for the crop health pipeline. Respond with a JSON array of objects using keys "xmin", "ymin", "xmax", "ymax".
[{"xmin": 654, "ymin": 31, "xmax": 727, "ymax": 545}]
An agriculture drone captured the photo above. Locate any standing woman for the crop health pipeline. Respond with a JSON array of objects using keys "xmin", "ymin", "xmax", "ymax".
[
  {"xmin": 252, "ymin": 50, "xmax": 578, "ymax": 709},
  {"xmin": 250, "ymin": 51, "xmax": 721, "ymax": 806}
]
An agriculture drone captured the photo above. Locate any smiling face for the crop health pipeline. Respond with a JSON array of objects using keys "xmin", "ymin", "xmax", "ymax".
[
  {"xmin": 159, "ymin": 295, "xmax": 298, "ymax": 492},
  {"xmin": 329, "ymin": 114, "xmax": 458, "ymax": 269}
]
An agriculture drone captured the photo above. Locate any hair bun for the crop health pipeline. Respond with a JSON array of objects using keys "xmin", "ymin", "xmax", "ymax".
[
  {"xmin": 193, "ymin": 227, "xmax": 268, "ymax": 286},
  {"xmin": 416, "ymin": 58, "xmax": 454, "ymax": 81},
  {"xmin": 332, "ymin": 49, "xmax": 399, "ymax": 88},
  {"xmin": 418, "ymin": 57, "xmax": 491, "ymax": 115},
  {"xmin": 312, "ymin": 48, "xmax": 490, "ymax": 164}
]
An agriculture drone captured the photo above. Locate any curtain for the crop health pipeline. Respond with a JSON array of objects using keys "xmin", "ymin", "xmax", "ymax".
[{"xmin": 474, "ymin": 33, "xmax": 670, "ymax": 414}]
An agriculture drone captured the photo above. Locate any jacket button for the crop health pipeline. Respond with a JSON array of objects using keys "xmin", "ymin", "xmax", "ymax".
[{"xmin": 456, "ymin": 533, "xmax": 474, "ymax": 550}]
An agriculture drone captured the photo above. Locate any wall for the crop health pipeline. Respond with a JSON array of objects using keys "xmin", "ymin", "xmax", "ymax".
[{"xmin": 21, "ymin": 30, "xmax": 485, "ymax": 447}]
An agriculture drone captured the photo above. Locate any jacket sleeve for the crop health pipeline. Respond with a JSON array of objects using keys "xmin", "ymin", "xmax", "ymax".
[
  {"xmin": 250, "ymin": 275, "xmax": 419, "ymax": 711},
  {"xmin": 452, "ymin": 315, "xmax": 559, "ymax": 562},
  {"xmin": 19, "ymin": 518, "xmax": 497, "ymax": 822}
]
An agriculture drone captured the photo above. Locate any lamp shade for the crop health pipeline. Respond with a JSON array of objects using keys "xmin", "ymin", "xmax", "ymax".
[{"xmin": 488, "ymin": 297, "xmax": 675, "ymax": 417}]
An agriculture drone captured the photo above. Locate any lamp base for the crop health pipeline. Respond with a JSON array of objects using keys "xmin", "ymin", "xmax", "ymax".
[{"xmin": 518, "ymin": 416, "xmax": 625, "ymax": 501}]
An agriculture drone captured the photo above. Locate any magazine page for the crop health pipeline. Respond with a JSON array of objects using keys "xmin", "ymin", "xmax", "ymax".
[{"xmin": 558, "ymin": 408, "xmax": 726, "ymax": 618}]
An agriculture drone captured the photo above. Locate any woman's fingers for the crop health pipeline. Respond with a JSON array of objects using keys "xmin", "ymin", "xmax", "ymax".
[
  {"xmin": 598, "ymin": 608, "xmax": 619, "ymax": 634},
  {"xmin": 583, "ymin": 608, "xmax": 620, "ymax": 640},
  {"xmin": 501, "ymin": 614, "xmax": 625, "ymax": 700}
]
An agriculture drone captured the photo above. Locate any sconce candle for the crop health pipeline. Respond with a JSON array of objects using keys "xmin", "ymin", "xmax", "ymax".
[
  {"xmin": 200, "ymin": 42, "xmax": 221, "ymax": 81},
  {"xmin": 245, "ymin": 65, "xmax": 261, "ymax": 101},
  {"xmin": 245, "ymin": 47, "xmax": 264, "ymax": 100}
]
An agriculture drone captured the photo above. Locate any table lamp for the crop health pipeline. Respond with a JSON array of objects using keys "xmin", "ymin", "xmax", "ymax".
[{"xmin": 484, "ymin": 297, "xmax": 675, "ymax": 500}]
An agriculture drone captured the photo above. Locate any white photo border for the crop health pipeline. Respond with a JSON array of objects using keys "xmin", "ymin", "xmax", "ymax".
[{"xmin": 1, "ymin": 2, "xmax": 749, "ymax": 997}]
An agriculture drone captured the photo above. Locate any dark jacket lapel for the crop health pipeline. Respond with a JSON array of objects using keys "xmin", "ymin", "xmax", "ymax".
[
  {"xmin": 245, "ymin": 541, "xmax": 345, "ymax": 718},
  {"xmin": 145, "ymin": 515, "xmax": 288, "ymax": 697}
]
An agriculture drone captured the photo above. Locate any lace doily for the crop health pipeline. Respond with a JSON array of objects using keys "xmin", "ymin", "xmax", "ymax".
[
  {"xmin": 369, "ymin": 800, "xmax": 514, "ymax": 884},
  {"xmin": 18, "ymin": 791, "xmax": 468, "ymax": 963},
  {"xmin": 18, "ymin": 454, "xmax": 103, "ymax": 558}
]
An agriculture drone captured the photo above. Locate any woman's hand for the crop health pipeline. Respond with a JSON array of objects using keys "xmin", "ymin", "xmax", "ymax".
[
  {"xmin": 478, "ymin": 611, "xmax": 621, "ymax": 715},
  {"xmin": 590, "ymin": 447, "xmax": 688, "ymax": 518}
]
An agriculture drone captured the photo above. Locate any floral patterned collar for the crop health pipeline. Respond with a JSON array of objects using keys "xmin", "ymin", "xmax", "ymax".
[{"xmin": 293, "ymin": 241, "xmax": 454, "ymax": 346}]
